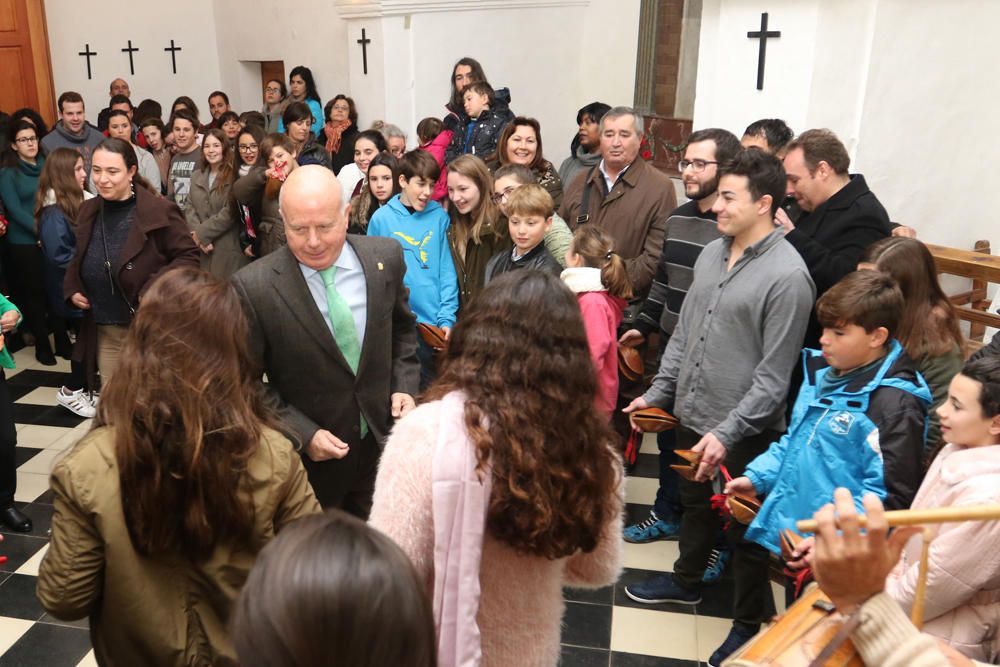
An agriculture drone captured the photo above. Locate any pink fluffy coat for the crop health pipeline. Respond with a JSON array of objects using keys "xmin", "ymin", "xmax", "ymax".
[{"xmin": 370, "ymin": 399, "xmax": 624, "ymax": 667}]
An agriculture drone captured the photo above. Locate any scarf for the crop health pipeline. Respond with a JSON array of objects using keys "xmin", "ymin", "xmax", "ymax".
[
  {"xmin": 324, "ymin": 119, "xmax": 352, "ymax": 154},
  {"xmin": 432, "ymin": 391, "xmax": 492, "ymax": 667}
]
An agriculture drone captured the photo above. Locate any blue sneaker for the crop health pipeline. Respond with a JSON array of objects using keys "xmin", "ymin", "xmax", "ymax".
[
  {"xmin": 623, "ymin": 511, "xmax": 680, "ymax": 543},
  {"xmin": 701, "ymin": 547, "xmax": 731, "ymax": 584},
  {"xmin": 708, "ymin": 624, "xmax": 758, "ymax": 666},
  {"xmin": 624, "ymin": 573, "xmax": 701, "ymax": 605}
]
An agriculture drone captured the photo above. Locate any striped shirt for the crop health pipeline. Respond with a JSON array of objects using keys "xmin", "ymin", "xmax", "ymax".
[{"xmin": 635, "ymin": 199, "xmax": 720, "ymax": 341}]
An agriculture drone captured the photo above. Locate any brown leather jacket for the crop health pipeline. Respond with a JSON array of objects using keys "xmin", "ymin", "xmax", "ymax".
[
  {"xmin": 559, "ymin": 157, "xmax": 676, "ymax": 298},
  {"xmin": 37, "ymin": 426, "xmax": 321, "ymax": 666}
]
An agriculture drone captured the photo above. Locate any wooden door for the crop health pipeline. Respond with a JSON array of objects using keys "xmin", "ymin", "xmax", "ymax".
[
  {"xmin": 0, "ymin": 0, "xmax": 56, "ymax": 127},
  {"xmin": 260, "ymin": 61, "xmax": 285, "ymax": 104}
]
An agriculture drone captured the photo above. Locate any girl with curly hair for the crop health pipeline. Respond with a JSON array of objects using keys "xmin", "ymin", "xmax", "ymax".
[{"xmin": 370, "ymin": 270, "xmax": 624, "ymax": 667}]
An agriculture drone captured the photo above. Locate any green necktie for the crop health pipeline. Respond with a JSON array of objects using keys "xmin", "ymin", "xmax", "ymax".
[{"xmin": 319, "ymin": 265, "xmax": 367, "ymax": 439}]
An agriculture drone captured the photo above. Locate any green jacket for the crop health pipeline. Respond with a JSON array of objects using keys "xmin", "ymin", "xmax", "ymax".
[{"xmin": 0, "ymin": 295, "xmax": 21, "ymax": 369}]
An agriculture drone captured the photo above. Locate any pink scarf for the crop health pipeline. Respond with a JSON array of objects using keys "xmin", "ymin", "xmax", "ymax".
[{"xmin": 433, "ymin": 391, "xmax": 492, "ymax": 667}]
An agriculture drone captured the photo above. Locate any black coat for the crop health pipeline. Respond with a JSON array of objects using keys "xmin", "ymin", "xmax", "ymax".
[
  {"xmin": 444, "ymin": 89, "xmax": 514, "ymax": 164},
  {"xmin": 330, "ymin": 125, "xmax": 359, "ymax": 176},
  {"xmin": 483, "ymin": 243, "xmax": 562, "ymax": 284},
  {"xmin": 786, "ymin": 174, "xmax": 890, "ymax": 295},
  {"xmin": 786, "ymin": 174, "xmax": 891, "ymax": 345}
]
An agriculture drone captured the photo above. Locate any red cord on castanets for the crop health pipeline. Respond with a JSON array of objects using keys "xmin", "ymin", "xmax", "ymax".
[{"xmin": 624, "ymin": 429, "xmax": 641, "ymax": 468}]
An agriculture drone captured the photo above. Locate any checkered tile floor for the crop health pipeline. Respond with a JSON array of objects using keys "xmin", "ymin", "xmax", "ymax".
[{"xmin": 0, "ymin": 346, "xmax": 782, "ymax": 666}]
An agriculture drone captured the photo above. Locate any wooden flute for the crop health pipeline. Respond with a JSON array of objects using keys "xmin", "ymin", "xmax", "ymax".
[{"xmin": 796, "ymin": 503, "xmax": 1000, "ymax": 534}]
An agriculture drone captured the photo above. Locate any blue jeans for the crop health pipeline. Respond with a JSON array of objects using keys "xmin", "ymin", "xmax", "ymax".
[{"xmin": 415, "ymin": 330, "xmax": 437, "ymax": 391}]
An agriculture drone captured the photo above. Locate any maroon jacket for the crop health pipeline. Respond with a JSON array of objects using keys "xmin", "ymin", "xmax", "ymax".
[{"xmin": 64, "ymin": 186, "xmax": 199, "ymax": 387}]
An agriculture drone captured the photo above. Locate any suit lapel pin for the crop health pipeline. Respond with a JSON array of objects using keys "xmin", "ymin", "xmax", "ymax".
[{"xmin": 377, "ymin": 261, "xmax": 384, "ymax": 271}]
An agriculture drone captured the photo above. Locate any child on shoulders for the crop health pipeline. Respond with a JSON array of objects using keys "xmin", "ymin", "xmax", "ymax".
[{"xmin": 444, "ymin": 81, "xmax": 514, "ymax": 164}]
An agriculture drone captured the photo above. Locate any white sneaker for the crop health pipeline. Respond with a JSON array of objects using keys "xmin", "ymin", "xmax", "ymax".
[{"xmin": 57, "ymin": 387, "xmax": 97, "ymax": 418}]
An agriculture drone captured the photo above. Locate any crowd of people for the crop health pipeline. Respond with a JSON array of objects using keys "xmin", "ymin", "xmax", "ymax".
[{"xmin": 0, "ymin": 55, "xmax": 998, "ymax": 666}]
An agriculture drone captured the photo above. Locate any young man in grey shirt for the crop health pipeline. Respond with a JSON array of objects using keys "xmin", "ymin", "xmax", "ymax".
[{"xmin": 624, "ymin": 148, "xmax": 815, "ymax": 666}]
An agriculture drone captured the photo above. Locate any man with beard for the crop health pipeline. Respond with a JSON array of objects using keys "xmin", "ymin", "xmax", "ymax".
[
  {"xmin": 558, "ymin": 101, "xmax": 610, "ymax": 188},
  {"xmin": 618, "ymin": 129, "xmax": 741, "ymax": 575},
  {"xmin": 41, "ymin": 91, "xmax": 105, "ymax": 178}
]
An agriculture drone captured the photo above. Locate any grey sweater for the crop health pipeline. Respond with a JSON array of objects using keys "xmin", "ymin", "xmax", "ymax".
[{"xmin": 643, "ymin": 229, "xmax": 815, "ymax": 448}]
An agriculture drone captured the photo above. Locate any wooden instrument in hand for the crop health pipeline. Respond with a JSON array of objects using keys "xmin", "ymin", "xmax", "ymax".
[
  {"xmin": 723, "ymin": 585, "xmax": 863, "ymax": 667},
  {"xmin": 725, "ymin": 505, "xmax": 1000, "ymax": 665},
  {"xmin": 669, "ymin": 449, "xmax": 702, "ymax": 481},
  {"xmin": 416, "ymin": 323, "xmax": 448, "ymax": 352},
  {"xmin": 795, "ymin": 503, "xmax": 1000, "ymax": 534},
  {"xmin": 631, "ymin": 407, "xmax": 679, "ymax": 433},
  {"xmin": 618, "ymin": 346, "xmax": 643, "ymax": 381},
  {"xmin": 727, "ymin": 493, "xmax": 762, "ymax": 525}
]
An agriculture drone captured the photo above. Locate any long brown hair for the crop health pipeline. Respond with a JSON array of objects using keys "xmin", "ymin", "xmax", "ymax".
[
  {"xmin": 425, "ymin": 271, "xmax": 622, "ymax": 559},
  {"xmin": 861, "ymin": 237, "xmax": 964, "ymax": 359},
  {"xmin": 447, "ymin": 154, "xmax": 501, "ymax": 247},
  {"xmin": 570, "ymin": 225, "xmax": 633, "ymax": 300},
  {"xmin": 196, "ymin": 128, "xmax": 235, "ymax": 192},
  {"xmin": 97, "ymin": 267, "xmax": 278, "ymax": 560},
  {"xmin": 34, "ymin": 148, "xmax": 85, "ymax": 228},
  {"xmin": 231, "ymin": 511, "xmax": 436, "ymax": 667}
]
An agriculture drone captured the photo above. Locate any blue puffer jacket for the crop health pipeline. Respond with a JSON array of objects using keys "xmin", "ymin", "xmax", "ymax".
[{"xmin": 743, "ymin": 340, "xmax": 931, "ymax": 555}]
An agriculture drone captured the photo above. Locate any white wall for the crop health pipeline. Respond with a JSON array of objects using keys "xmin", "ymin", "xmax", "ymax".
[
  {"xmin": 342, "ymin": 0, "xmax": 641, "ymax": 165},
  {"xmin": 44, "ymin": 0, "xmax": 223, "ymax": 125},
  {"xmin": 693, "ymin": 0, "xmax": 997, "ymax": 252},
  {"xmin": 44, "ymin": 0, "xmax": 638, "ymax": 168},
  {"xmin": 211, "ymin": 0, "xmax": 351, "ymax": 118}
]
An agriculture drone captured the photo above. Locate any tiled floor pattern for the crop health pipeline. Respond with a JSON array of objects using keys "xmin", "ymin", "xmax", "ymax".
[{"xmin": 0, "ymin": 346, "xmax": 780, "ymax": 666}]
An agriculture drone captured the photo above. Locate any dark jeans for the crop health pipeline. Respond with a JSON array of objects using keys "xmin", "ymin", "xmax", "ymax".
[
  {"xmin": 653, "ymin": 428, "xmax": 683, "ymax": 519},
  {"xmin": 8, "ymin": 244, "xmax": 67, "ymax": 355},
  {"xmin": 0, "ymin": 372, "xmax": 18, "ymax": 508},
  {"xmin": 672, "ymin": 426, "xmax": 777, "ymax": 628}
]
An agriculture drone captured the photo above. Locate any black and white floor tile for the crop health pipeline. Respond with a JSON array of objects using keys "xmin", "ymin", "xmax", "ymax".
[{"xmin": 0, "ymin": 347, "xmax": 780, "ymax": 666}]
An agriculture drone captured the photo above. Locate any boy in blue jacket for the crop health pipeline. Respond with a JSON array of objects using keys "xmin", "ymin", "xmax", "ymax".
[
  {"xmin": 726, "ymin": 269, "xmax": 931, "ymax": 560},
  {"xmin": 367, "ymin": 150, "xmax": 459, "ymax": 387}
]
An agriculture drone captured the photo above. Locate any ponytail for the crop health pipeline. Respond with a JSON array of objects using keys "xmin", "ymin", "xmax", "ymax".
[
  {"xmin": 600, "ymin": 253, "xmax": 633, "ymax": 301},
  {"xmin": 569, "ymin": 225, "xmax": 633, "ymax": 300}
]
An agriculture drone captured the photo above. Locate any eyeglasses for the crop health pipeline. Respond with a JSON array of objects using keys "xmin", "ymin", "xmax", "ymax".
[
  {"xmin": 15, "ymin": 137, "xmax": 38, "ymax": 145},
  {"xmin": 490, "ymin": 186, "xmax": 517, "ymax": 205},
  {"xmin": 238, "ymin": 144, "xmax": 259, "ymax": 153},
  {"xmin": 264, "ymin": 87, "xmax": 281, "ymax": 94},
  {"xmin": 678, "ymin": 159, "xmax": 718, "ymax": 173}
]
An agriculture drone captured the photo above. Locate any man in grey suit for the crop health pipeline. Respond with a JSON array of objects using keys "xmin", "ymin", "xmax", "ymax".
[{"xmin": 232, "ymin": 165, "xmax": 420, "ymax": 516}]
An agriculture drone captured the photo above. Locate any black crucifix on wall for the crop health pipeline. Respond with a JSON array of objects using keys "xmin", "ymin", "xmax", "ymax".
[
  {"xmin": 164, "ymin": 39, "xmax": 182, "ymax": 74},
  {"xmin": 747, "ymin": 12, "xmax": 781, "ymax": 90},
  {"xmin": 121, "ymin": 40, "xmax": 139, "ymax": 76},
  {"xmin": 357, "ymin": 28, "xmax": 371, "ymax": 75},
  {"xmin": 78, "ymin": 44, "xmax": 97, "ymax": 80}
]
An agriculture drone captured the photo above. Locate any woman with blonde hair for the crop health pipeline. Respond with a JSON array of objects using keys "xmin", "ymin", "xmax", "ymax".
[{"xmin": 446, "ymin": 154, "xmax": 510, "ymax": 307}]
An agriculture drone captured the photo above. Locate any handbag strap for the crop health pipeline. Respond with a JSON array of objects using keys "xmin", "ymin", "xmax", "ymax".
[
  {"xmin": 575, "ymin": 165, "xmax": 599, "ymax": 226},
  {"xmin": 98, "ymin": 201, "xmax": 136, "ymax": 317}
]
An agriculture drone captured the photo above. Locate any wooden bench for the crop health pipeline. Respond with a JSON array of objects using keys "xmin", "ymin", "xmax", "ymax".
[{"xmin": 926, "ymin": 240, "xmax": 1000, "ymax": 353}]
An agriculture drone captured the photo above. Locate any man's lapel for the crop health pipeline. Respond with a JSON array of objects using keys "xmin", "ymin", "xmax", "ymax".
[
  {"xmin": 269, "ymin": 246, "xmax": 354, "ymax": 374},
  {"xmin": 351, "ymin": 237, "xmax": 383, "ymax": 376}
]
